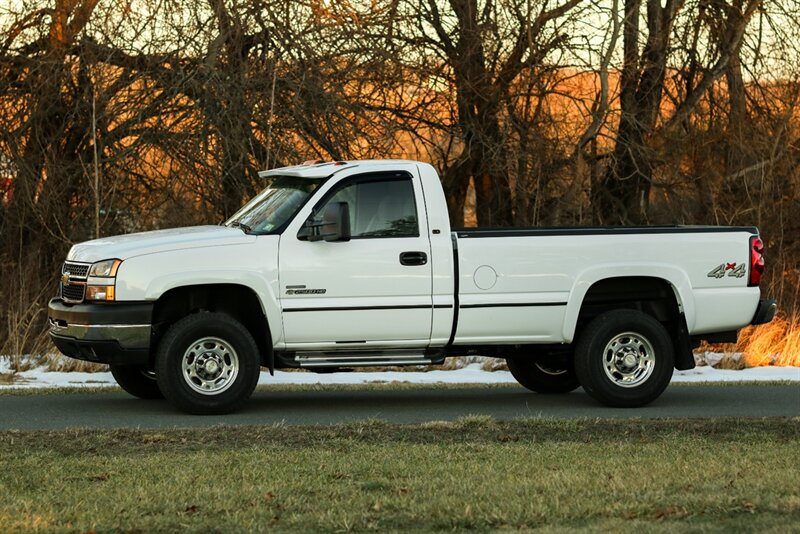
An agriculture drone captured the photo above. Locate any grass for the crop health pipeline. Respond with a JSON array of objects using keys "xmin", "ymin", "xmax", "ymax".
[
  {"xmin": 0, "ymin": 417, "xmax": 798, "ymax": 532},
  {"xmin": 2, "ymin": 353, "xmax": 107, "ymax": 373},
  {"xmin": 739, "ymin": 312, "xmax": 800, "ymax": 367},
  {"xmin": 699, "ymin": 310, "xmax": 800, "ymax": 368}
]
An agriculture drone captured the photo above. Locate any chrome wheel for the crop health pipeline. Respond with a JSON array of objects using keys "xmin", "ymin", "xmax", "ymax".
[
  {"xmin": 181, "ymin": 337, "xmax": 239, "ymax": 395},
  {"xmin": 602, "ymin": 331, "xmax": 655, "ymax": 388}
]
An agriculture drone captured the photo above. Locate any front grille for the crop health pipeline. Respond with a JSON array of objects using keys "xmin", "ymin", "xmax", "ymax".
[
  {"xmin": 61, "ymin": 261, "xmax": 90, "ymax": 303},
  {"xmin": 63, "ymin": 262, "xmax": 90, "ymax": 278},
  {"xmin": 61, "ymin": 283, "xmax": 86, "ymax": 302}
]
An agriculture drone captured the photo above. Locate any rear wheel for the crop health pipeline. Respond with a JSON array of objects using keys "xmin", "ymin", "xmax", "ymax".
[
  {"xmin": 506, "ymin": 357, "xmax": 580, "ymax": 394},
  {"xmin": 155, "ymin": 312, "xmax": 261, "ymax": 415},
  {"xmin": 110, "ymin": 364, "xmax": 163, "ymax": 399},
  {"xmin": 574, "ymin": 310, "xmax": 674, "ymax": 407}
]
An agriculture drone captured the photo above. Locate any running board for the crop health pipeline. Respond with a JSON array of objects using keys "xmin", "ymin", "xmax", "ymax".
[{"xmin": 290, "ymin": 349, "xmax": 444, "ymax": 368}]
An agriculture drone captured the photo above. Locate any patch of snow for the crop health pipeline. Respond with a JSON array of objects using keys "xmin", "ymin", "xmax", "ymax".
[
  {"xmin": 672, "ymin": 365, "xmax": 800, "ymax": 382},
  {"xmin": 263, "ymin": 363, "xmax": 520, "ymax": 386},
  {"xmin": 1, "ymin": 361, "xmax": 798, "ymax": 390}
]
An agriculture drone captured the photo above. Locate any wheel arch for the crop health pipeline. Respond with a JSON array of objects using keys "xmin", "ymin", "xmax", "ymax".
[
  {"xmin": 565, "ymin": 274, "xmax": 695, "ymax": 371},
  {"xmin": 151, "ymin": 283, "xmax": 274, "ymax": 369}
]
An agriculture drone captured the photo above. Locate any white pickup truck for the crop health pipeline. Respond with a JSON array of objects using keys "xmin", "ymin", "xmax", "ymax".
[{"xmin": 48, "ymin": 160, "xmax": 776, "ymax": 414}]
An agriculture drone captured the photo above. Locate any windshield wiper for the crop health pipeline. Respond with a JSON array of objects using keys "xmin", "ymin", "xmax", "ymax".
[{"xmin": 230, "ymin": 221, "xmax": 253, "ymax": 234}]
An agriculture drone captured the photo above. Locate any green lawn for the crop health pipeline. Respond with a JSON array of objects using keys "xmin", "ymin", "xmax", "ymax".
[{"xmin": 0, "ymin": 417, "xmax": 798, "ymax": 532}]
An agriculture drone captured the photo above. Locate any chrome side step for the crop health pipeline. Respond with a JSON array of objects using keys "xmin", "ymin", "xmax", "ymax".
[{"xmin": 292, "ymin": 349, "xmax": 443, "ymax": 368}]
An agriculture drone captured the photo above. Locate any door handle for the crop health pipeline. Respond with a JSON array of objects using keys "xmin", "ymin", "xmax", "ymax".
[{"xmin": 399, "ymin": 251, "xmax": 428, "ymax": 266}]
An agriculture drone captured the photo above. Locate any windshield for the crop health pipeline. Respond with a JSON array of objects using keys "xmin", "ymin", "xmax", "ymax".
[{"xmin": 225, "ymin": 176, "xmax": 326, "ymax": 234}]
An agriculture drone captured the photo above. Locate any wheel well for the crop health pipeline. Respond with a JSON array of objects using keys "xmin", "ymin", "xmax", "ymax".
[
  {"xmin": 577, "ymin": 276, "xmax": 694, "ymax": 370},
  {"xmin": 578, "ymin": 277, "xmax": 680, "ymax": 324},
  {"xmin": 151, "ymin": 284, "xmax": 271, "ymax": 367}
]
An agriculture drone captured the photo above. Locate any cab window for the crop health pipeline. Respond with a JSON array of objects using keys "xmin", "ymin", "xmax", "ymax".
[{"xmin": 323, "ymin": 178, "xmax": 418, "ymax": 238}]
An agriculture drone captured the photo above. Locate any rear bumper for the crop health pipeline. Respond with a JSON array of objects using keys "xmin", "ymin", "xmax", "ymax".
[
  {"xmin": 751, "ymin": 298, "xmax": 777, "ymax": 326},
  {"xmin": 47, "ymin": 298, "xmax": 153, "ymax": 365}
]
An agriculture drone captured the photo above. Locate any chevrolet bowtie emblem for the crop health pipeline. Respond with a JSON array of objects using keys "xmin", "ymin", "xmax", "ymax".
[{"xmin": 62, "ymin": 273, "xmax": 70, "ymax": 285}]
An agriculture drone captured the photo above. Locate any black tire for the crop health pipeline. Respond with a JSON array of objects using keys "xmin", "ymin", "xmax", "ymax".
[
  {"xmin": 506, "ymin": 357, "xmax": 580, "ymax": 394},
  {"xmin": 574, "ymin": 309, "xmax": 674, "ymax": 408},
  {"xmin": 109, "ymin": 364, "xmax": 164, "ymax": 399},
  {"xmin": 155, "ymin": 312, "xmax": 261, "ymax": 415}
]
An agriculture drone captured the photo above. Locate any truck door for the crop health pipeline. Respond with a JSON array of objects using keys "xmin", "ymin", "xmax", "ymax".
[{"xmin": 278, "ymin": 170, "xmax": 433, "ymax": 349}]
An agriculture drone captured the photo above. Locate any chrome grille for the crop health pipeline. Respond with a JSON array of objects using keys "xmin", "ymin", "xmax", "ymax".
[
  {"xmin": 61, "ymin": 283, "xmax": 86, "ymax": 302},
  {"xmin": 61, "ymin": 261, "xmax": 90, "ymax": 303},
  {"xmin": 63, "ymin": 262, "xmax": 90, "ymax": 278}
]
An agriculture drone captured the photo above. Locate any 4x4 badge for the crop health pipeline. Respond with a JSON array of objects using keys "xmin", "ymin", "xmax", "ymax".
[{"xmin": 708, "ymin": 263, "xmax": 746, "ymax": 279}]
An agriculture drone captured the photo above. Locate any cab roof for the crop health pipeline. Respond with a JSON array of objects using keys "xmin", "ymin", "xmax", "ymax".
[{"xmin": 258, "ymin": 159, "xmax": 420, "ymax": 179}]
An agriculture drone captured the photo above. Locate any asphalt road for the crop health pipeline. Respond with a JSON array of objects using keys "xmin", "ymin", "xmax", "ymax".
[{"xmin": 1, "ymin": 384, "xmax": 798, "ymax": 431}]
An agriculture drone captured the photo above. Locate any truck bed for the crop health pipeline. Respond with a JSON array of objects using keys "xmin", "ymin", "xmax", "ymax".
[{"xmin": 450, "ymin": 226, "xmax": 760, "ymax": 346}]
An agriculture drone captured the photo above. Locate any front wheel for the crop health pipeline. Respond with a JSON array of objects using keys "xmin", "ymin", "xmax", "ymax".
[
  {"xmin": 155, "ymin": 312, "xmax": 261, "ymax": 415},
  {"xmin": 574, "ymin": 310, "xmax": 674, "ymax": 408},
  {"xmin": 110, "ymin": 364, "xmax": 163, "ymax": 399},
  {"xmin": 506, "ymin": 357, "xmax": 580, "ymax": 394}
]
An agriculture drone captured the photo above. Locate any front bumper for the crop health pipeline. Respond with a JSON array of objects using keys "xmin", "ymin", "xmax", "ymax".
[
  {"xmin": 47, "ymin": 298, "xmax": 153, "ymax": 365},
  {"xmin": 751, "ymin": 298, "xmax": 777, "ymax": 326}
]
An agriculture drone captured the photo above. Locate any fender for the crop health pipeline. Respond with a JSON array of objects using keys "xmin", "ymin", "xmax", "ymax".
[
  {"xmin": 115, "ymin": 239, "xmax": 284, "ymax": 347},
  {"xmin": 562, "ymin": 263, "xmax": 695, "ymax": 343}
]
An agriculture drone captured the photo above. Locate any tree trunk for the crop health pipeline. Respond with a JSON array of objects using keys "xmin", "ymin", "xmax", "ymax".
[
  {"xmin": 441, "ymin": 157, "xmax": 471, "ymax": 228},
  {"xmin": 595, "ymin": 0, "xmax": 677, "ymax": 224}
]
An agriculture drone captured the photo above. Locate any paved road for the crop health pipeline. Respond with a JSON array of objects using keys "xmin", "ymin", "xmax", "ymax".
[{"xmin": 1, "ymin": 384, "xmax": 798, "ymax": 431}]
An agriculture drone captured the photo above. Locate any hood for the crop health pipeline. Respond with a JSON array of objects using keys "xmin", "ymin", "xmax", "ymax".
[{"xmin": 67, "ymin": 225, "xmax": 257, "ymax": 263}]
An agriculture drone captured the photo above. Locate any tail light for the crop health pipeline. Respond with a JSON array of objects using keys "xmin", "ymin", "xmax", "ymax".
[{"xmin": 749, "ymin": 236, "xmax": 765, "ymax": 287}]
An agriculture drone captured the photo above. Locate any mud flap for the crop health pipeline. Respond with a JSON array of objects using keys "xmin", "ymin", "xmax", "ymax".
[{"xmin": 674, "ymin": 313, "xmax": 695, "ymax": 371}]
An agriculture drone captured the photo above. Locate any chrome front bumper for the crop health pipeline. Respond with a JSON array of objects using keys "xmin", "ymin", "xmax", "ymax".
[
  {"xmin": 47, "ymin": 298, "xmax": 153, "ymax": 365},
  {"xmin": 48, "ymin": 319, "xmax": 151, "ymax": 349}
]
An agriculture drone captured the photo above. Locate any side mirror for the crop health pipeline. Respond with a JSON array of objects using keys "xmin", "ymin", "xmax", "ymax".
[
  {"xmin": 321, "ymin": 202, "xmax": 351, "ymax": 242},
  {"xmin": 300, "ymin": 202, "xmax": 351, "ymax": 242}
]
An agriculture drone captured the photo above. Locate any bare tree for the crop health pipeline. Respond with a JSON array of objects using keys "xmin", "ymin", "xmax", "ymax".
[
  {"xmin": 393, "ymin": 0, "xmax": 585, "ymax": 227},
  {"xmin": 594, "ymin": 0, "xmax": 761, "ymax": 224},
  {"xmin": 0, "ymin": 0, "xmax": 798, "ymax": 357}
]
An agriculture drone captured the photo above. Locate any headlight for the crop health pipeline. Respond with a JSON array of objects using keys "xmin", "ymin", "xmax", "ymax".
[
  {"xmin": 88, "ymin": 259, "xmax": 121, "ymax": 278},
  {"xmin": 86, "ymin": 259, "xmax": 121, "ymax": 301}
]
